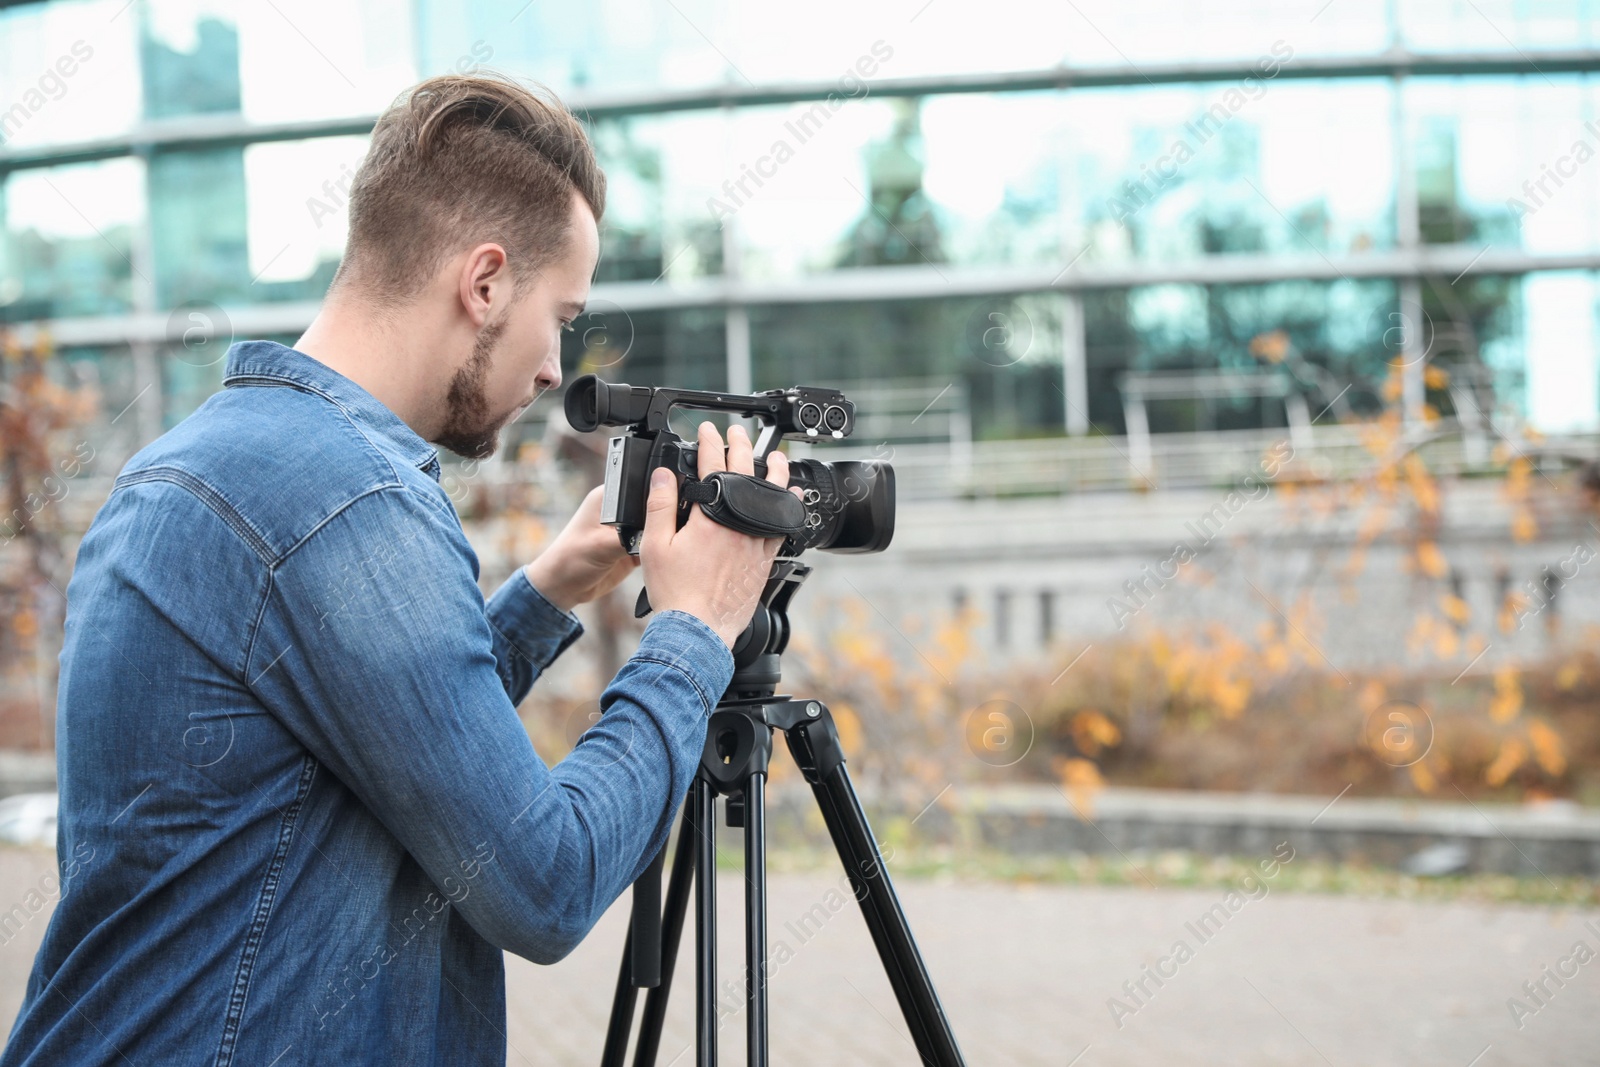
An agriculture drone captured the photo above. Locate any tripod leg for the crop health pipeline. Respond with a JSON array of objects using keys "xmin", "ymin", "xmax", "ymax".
[
  {"xmin": 692, "ymin": 777, "xmax": 717, "ymax": 1067},
  {"xmin": 601, "ymin": 923, "xmax": 639, "ymax": 1067},
  {"xmin": 629, "ymin": 846, "xmax": 665, "ymax": 988},
  {"xmin": 605, "ymin": 822, "xmax": 669, "ymax": 1066},
  {"xmin": 743, "ymin": 775, "xmax": 768, "ymax": 1067},
  {"xmin": 812, "ymin": 763, "xmax": 967, "ymax": 1067},
  {"xmin": 632, "ymin": 801, "xmax": 697, "ymax": 1065}
]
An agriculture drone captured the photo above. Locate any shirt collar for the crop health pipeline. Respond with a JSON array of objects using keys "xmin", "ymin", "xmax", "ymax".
[{"xmin": 221, "ymin": 340, "xmax": 441, "ymax": 477}]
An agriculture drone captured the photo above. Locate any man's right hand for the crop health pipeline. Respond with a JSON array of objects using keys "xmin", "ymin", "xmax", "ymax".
[{"xmin": 639, "ymin": 420, "xmax": 801, "ymax": 649}]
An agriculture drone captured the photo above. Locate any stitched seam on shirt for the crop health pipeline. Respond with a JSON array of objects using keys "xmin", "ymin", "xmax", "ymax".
[
  {"xmin": 631, "ymin": 653, "xmax": 715, "ymax": 714},
  {"xmin": 400, "ymin": 477, "xmax": 464, "ymax": 523},
  {"xmin": 225, "ymin": 373, "xmax": 418, "ymax": 483},
  {"xmin": 484, "ymin": 615, "xmax": 524, "ymax": 698},
  {"xmin": 113, "ymin": 467, "xmax": 275, "ymax": 565},
  {"xmin": 484, "ymin": 612, "xmax": 579, "ymax": 696},
  {"xmin": 212, "ymin": 754, "xmax": 318, "ymax": 1067},
  {"xmin": 241, "ymin": 568, "xmax": 276, "ymax": 685},
  {"xmin": 271, "ymin": 483, "xmax": 404, "ymax": 571}
]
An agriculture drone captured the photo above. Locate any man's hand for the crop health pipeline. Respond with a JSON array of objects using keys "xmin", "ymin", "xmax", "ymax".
[
  {"xmin": 640, "ymin": 422, "xmax": 798, "ymax": 649},
  {"xmin": 523, "ymin": 485, "xmax": 639, "ymax": 614}
]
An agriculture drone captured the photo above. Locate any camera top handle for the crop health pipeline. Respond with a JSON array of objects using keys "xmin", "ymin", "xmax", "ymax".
[
  {"xmin": 563, "ymin": 374, "xmax": 855, "ymax": 458},
  {"xmin": 564, "ymin": 376, "xmax": 771, "ymax": 434}
]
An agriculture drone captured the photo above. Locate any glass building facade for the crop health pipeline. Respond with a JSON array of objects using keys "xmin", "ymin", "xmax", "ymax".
[{"xmin": 1, "ymin": 0, "xmax": 1598, "ymax": 466}]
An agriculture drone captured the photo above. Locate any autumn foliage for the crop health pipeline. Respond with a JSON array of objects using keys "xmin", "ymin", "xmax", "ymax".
[
  {"xmin": 0, "ymin": 329, "xmax": 99, "ymax": 748},
  {"xmin": 740, "ymin": 355, "xmax": 1596, "ymax": 807}
]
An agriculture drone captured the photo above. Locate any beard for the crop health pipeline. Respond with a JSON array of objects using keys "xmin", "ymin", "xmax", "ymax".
[{"xmin": 434, "ymin": 318, "xmax": 508, "ymax": 460}]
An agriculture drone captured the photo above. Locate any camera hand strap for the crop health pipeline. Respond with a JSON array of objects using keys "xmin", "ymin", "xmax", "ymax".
[
  {"xmin": 679, "ymin": 470, "xmax": 806, "ymax": 538},
  {"xmin": 634, "ymin": 471, "xmax": 806, "ymax": 620}
]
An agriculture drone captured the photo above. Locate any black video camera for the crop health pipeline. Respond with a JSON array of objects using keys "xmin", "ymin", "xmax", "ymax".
[{"xmin": 563, "ymin": 374, "xmax": 894, "ymax": 558}]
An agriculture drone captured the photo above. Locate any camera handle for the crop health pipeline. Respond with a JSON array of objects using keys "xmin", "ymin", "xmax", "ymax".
[
  {"xmin": 631, "ymin": 470, "xmax": 807, "ymax": 620},
  {"xmin": 679, "ymin": 471, "xmax": 806, "ymax": 538}
]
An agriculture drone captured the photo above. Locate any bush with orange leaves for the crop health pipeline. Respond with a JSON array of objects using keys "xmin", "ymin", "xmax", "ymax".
[
  {"xmin": 516, "ymin": 357, "xmax": 1596, "ymax": 809},
  {"xmin": 770, "ymin": 355, "xmax": 1597, "ymax": 807},
  {"xmin": 772, "ymin": 595, "xmax": 1596, "ymax": 806},
  {"xmin": 0, "ymin": 330, "xmax": 100, "ymax": 749},
  {"xmin": 780, "ymin": 596, "xmax": 996, "ymax": 812}
]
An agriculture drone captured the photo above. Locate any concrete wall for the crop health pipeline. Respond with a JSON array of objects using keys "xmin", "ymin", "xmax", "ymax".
[{"xmin": 766, "ymin": 477, "xmax": 1600, "ymax": 674}]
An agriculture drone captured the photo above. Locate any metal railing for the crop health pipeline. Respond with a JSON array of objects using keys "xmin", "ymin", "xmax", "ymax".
[
  {"xmin": 785, "ymin": 420, "xmax": 1600, "ymax": 499},
  {"xmin": 22, "ymin": 422, "xmax": 1600, "ymax": 543}
]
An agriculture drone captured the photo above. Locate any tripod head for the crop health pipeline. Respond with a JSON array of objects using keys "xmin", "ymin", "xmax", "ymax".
[{"xmin": 724, "ymin": 558, "xmax": 812, "ymax": 703}]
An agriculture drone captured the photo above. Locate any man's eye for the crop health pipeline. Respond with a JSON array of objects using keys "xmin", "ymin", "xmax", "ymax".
[{"xmin": 561, "ymin": 321, "xmax": 576, "ymax": 334}]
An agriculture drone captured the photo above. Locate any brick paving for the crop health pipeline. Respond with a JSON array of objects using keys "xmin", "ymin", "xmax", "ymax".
[{"xmin": 1, "ymin": 846, "xmax": 1596, "ymax": 1065}]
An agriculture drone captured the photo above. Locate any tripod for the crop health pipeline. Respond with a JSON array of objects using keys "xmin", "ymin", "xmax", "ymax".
[{"xmin": 599, "ymin": 558, "xmax": 967, "ymax": 1067}]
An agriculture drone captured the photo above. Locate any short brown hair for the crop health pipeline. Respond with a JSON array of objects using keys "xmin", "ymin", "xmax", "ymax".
[{"xmin": 335, "ymin": 72, "xmax": 606, "ymax": 306}]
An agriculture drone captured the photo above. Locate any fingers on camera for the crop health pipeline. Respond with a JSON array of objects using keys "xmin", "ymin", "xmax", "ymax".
[
  {"xmin": 726, "ymin": 422, "xmax": 754, "ymax": 475},
  {"xmin": 697, "ymin": 421, "xmax": 726, "ymax": 478},
  {"xmin": 766, "ymin": 447, "xmax": 790, "ymax": 488}
]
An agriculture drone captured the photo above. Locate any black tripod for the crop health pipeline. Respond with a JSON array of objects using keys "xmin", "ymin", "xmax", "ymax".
[{"xmin": 599, "ymin": 558, "xmax": 967, "ymax": 1067}]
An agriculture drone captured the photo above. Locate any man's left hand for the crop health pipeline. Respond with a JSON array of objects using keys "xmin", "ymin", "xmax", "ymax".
[{"xmin": 523, "ymin": 486, "xmax": 639, "ymax": 614}]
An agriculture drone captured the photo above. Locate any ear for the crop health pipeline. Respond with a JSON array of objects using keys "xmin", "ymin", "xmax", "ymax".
[{"xmin": 457, "ymin": 243, "xmax": 510, "ymax": 329}]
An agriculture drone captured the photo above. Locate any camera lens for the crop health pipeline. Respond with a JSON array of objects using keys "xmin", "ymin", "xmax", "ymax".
[
  {"xmin": 823, "ymin": 404, "xmax": 847, "ymax": 432},
  {"xmin": 798, "ymin": 402, "xmax": 823, "ymax": 431}
]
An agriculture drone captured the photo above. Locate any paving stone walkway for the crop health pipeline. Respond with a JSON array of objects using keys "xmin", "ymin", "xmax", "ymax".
[{"xmin": 1, "ymin": 847, "xmax": 1595, "ymax": 1065}]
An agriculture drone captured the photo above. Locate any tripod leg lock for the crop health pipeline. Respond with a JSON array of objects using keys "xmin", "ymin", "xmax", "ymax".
[{"xmin": 783, "ymin": 707, "xmax": 847, "ymax": 785}]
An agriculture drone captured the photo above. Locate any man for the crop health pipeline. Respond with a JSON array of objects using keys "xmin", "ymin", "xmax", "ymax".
[{"xmin": 2, "ymin": 74, "xmax": 792, "ymax": 1066}]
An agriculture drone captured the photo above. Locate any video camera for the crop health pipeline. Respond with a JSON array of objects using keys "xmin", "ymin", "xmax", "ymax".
[{"xmin": 563, "ymin": 374, "xmax": 895, "ymax": 558}]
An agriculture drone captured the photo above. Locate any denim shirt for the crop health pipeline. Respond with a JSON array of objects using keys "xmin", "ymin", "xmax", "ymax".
[{"xmin": 2, "ymin": 341, "xmax": 734, "ymax": 1067}]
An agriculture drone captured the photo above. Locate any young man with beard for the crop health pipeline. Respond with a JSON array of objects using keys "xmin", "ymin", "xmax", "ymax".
[{"xmin": 1, "ymin": 73, "xmax": 793, "ymax": 1066}]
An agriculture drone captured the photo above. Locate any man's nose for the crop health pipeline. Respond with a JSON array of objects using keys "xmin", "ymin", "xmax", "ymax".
[{"xmin": 537, "ymin": 357, "xmax": 561, "ymax": 393}]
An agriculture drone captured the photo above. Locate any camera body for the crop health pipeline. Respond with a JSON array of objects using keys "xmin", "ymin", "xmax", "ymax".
[{"xmin": 565, "ymin": 375, "xmax": 895, "ymax": 558}]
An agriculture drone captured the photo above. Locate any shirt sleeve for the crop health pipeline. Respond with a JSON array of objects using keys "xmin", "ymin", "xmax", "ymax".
[
  {"xmin": 484, "ymin": 567, "xmax": 584, "ymax": 703},
  {"xmin": 247, "ymin": 484, "xmax": 734, "ymax": 964}
]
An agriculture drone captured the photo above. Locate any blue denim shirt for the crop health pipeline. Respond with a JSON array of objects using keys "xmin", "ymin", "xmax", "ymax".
[{"xmin": 2, "ymin": 340, "xmax": 734, "ymax": 1067}]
